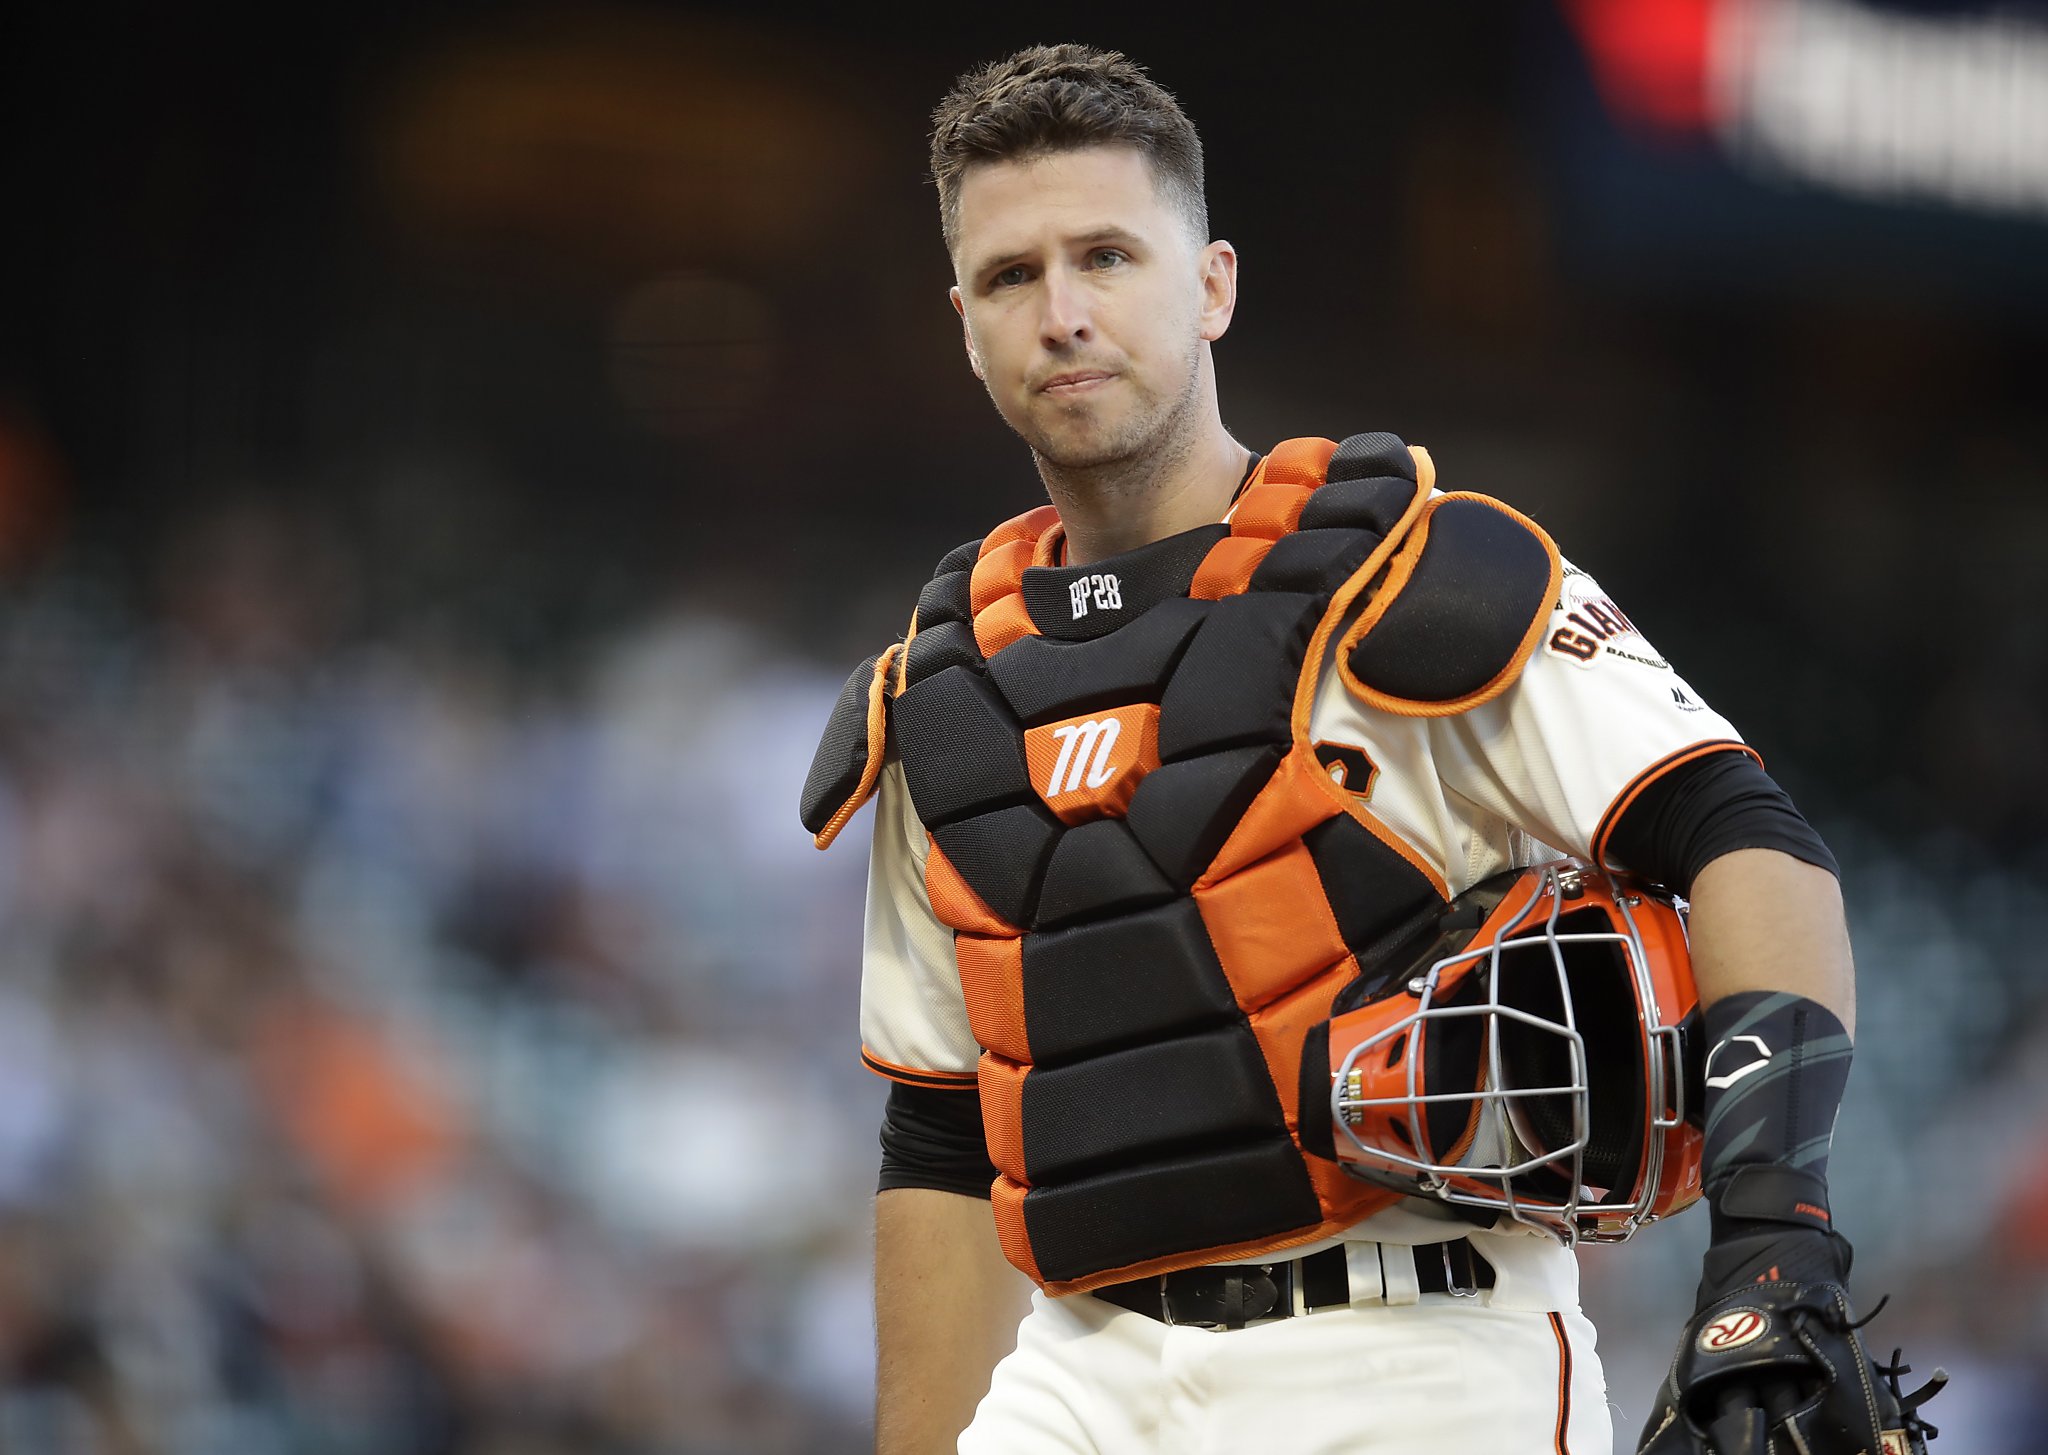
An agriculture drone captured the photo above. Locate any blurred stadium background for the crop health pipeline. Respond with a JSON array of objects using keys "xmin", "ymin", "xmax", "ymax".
[{"xmin": 2, "ymin": 2, "xmax": 2044, "ymax": 1451}]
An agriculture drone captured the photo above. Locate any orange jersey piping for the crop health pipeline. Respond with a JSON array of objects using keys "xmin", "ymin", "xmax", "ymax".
[
  {"xmin": 860, "ymin": 1045, "xmax": 978, "ymax": 1090},
  {"xmin": 1590, "ymin": 739, "xmax": 1763, "ymax": 870}
]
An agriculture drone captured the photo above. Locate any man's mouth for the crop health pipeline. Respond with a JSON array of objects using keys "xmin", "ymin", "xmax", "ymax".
[{"xmin": 1039, "ymin": 370, "xmax": 1116, "ymax": 395}]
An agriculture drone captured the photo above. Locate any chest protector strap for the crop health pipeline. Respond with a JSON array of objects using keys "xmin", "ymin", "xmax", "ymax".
[{"xmin": 803, "ymin": 433, "xmax": 1559, "ymax": 1293}]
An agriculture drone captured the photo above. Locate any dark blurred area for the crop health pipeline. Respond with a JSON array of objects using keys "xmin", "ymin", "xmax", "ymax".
[{"xmin": 1, "ymin": 2, "xmax": 2044, "ymax": 1450}]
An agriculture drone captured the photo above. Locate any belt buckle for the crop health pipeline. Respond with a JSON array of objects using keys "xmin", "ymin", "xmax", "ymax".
[
  {"xmin": 1442, "ymin": 1242, "xmax": 1481, "ymax": 1299},
  {"xmin": 1163, "ymin": 1264, "xmax": 1290, "ymax": 1330},
  {"xmin": 1156, "ymin": 1275, "xmax": 1215, "ymax": 1330},
  {"xmin": 1163, "ymin": 1278, "xmax": 1220, "ymax": 1336}
]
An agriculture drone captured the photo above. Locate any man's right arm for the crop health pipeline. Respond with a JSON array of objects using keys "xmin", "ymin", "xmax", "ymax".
[
  {"xmin": 874, "ymin": 1185, "xmax": 1034, "ymax": 1455},
  {"xmin": 875, "ymin": 1080, "xmax": 1030, "ymax": 1452},
  {"xmin": 857, "ymin": 760, "xmax": 1033, "ymax": 1450}
]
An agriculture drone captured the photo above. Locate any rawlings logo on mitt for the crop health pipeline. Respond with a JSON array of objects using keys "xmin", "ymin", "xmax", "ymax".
[
  {"xmin": 1696, "ymin": 1309, "xmax": 1770, "ymax": 1353},
  {"xmin": 1638, "ymin": 1279, "xmax": 1946, "ymax": 1455}
]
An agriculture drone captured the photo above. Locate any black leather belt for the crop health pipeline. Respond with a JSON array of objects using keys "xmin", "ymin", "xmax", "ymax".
[{"xmin": 1091, "ymin": 1240, "xmax": 1495, "ymax": 1331}]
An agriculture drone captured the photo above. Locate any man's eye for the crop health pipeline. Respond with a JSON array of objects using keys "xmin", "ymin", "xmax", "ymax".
[
  {"xmin": 1090, "ymin": 249, "xmax": 1126, "ymax": 269},
  {"xmin": 994, "ymin": 265, "xmax": 1029, "ymax": 287}
]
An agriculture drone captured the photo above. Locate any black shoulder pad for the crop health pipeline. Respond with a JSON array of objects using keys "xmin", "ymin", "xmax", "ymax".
[
  {"xmin": 1325, "ymin": 431, "xmax": 1416, "ymax": 484},
  {"xmin": 918, "ymin": 538, "xmax": 980, "ymax": 634},
  {"xmin": 934, "ymin": 536, "xmax": 984, "ymax": 577},
  {"xmin": 800, "ymin": 644, "xmax": 900, "ymax": 846},
  {"xmin": 1341, "ymin": 494, "xmax": 1560, "ymax": 716},
  {"xmin": 802, "ymin": 538, "xmax": 985, "ymax": 846},
  {"xmin": 916, "ymin": 567, "xmax": 974, "ymax": 632},
  {"xmin": 1298, "ymin": 476, "xmax": 1423, "ymax": 537}
]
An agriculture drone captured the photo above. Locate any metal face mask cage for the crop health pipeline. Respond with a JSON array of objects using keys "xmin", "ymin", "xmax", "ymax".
[{"xmin": 1317, "ymin": 861, "xmax": 1703, "ymax": 1245}]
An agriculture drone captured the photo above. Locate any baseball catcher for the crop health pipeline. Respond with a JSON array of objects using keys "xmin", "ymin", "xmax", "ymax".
[{"xmin": 801, "ymin": 41, "xmax": 1946, "ymax": 1455}]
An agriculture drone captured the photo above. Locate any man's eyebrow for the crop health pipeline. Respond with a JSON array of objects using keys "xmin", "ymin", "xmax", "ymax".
[
  {"xmin": 968, "ymin": 227, "xmax": 1148, "ymax": 282},
  {"xmin": 965, "ymin": 244, "xmax": 1025, "ymax": 284}
]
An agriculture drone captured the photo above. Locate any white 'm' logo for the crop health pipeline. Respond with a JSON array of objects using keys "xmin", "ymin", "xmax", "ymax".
[
  {"xmin": 1068, "ymin": 573, "xmax": 1123, "ymax": 620},
  {"xmin": 1045, "ymin": 718, "xmax": 1122, "ymax": 796}
]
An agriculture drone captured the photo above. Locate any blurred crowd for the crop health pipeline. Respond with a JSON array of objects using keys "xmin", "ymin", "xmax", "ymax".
[
  {"xmin": 0, "ymin": 488, "xmax": 2043, "ymax": 1454},
  {"xmin": 0, "ymin": 501, "xmax": 882, "ymax": 1454}
]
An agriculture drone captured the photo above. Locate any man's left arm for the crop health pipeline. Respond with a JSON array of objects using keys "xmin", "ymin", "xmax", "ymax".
[
  {"xmin": 1628, "ymin": 832, "xmax": 1953, "ymax": 1455},
  {"xmin": 1561, "ymin": 748, "xmax": 1946, "ymax": 1455},
  {"xmin": 1580, "ymin": 727, "xmax": 1956, "ymax": 1455},
  {"xmin": 1423, "ymin": 554, "xmax": 1942, "ymax": 1452},
  {"xmin": 1687, "ymin": 847, "xmax": 1852, "ymax": 1036}
]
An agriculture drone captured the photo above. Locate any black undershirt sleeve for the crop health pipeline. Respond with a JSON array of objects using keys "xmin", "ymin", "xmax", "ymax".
[
  {"xmin": 1605, "ymin": 750, "xmax": 1838, "ymax": 894},
  {"xmin": 878, "ymin": 1080, "xmax": 998, "ymax": 1199}
]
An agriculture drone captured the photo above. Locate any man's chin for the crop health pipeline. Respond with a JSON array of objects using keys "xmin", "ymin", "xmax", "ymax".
[
  {"xmin": 1021, "ymin": 418, "xmax": 1146, "ymax": 472},
  {"xmin": 1033, "ymin": 441, "xmax": 1135, "ymax": 471}
]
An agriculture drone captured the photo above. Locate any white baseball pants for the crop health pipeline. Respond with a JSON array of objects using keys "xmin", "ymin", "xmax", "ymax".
[{"xmin": 958, "ymin": 1231, "xmax": 1612, "ymax": 1455}]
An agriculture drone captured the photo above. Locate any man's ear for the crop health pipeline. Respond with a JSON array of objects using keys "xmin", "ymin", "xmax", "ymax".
[
  {"xmin": 949, "ymin": 285, "xmax": 985, "ymax": 380},
  {"xmin": 1197, "ymin": 240, "xmax": 1238, "ymax": 344}
]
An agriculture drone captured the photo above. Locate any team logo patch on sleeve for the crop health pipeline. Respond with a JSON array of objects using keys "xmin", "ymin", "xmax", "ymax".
[{"xmin": 1544, "ymin": 566, "xmax": 1670, "ymax": 671}]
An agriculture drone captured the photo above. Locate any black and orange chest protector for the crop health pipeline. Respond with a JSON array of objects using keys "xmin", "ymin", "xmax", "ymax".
[{"xmin": 802, "ymin": 432, "xmax": 1561, "ymax": 1294}]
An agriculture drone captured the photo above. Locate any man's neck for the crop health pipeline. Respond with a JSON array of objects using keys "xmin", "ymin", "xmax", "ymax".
[{"xmin": 1038, "ymin": 419, "xmax": 1250, "ymax": 567}]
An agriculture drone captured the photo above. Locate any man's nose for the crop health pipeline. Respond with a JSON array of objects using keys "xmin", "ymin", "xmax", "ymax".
[{"xmin": 1038, "ymin": 266, "xmax": 1092, "ymax": 348}]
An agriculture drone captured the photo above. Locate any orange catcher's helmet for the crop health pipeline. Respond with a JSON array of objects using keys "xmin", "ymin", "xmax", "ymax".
[{"xmin": 1301, "ymin": 861, "xmax": 1704, "ymax": 1244}]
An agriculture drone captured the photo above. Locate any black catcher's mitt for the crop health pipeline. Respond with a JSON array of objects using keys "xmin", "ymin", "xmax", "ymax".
[{"xmin": 1637, "ymin": 1269, "xmax": 1947, "ymax": 1455}]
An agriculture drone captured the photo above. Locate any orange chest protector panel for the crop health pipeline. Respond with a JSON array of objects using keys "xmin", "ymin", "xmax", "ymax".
[{"xmin": 800, "ymin": 432, "xmax": 1561, "ymax": 1294}]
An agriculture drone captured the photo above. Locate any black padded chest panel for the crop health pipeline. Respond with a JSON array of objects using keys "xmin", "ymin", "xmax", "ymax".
[{"xmin": 989, "ymin": 598, "xmax": 1210, "ymax": 727}]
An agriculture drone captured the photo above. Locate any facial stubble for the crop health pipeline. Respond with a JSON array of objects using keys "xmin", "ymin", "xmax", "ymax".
[{"xmin": 1002, "ymin": 329, "xmax": 1206, "ymax": 505}]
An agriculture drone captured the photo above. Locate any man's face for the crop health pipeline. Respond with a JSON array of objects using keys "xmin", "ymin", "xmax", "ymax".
[{"xmin": 949, "ymin": 146, "xmax": 1234, "ymax": 471}]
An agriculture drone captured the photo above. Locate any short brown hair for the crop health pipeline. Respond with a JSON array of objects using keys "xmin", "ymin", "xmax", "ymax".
[{"xmin": 929, "ymin": 44, "xmax": 1207, "ymax": 254}]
